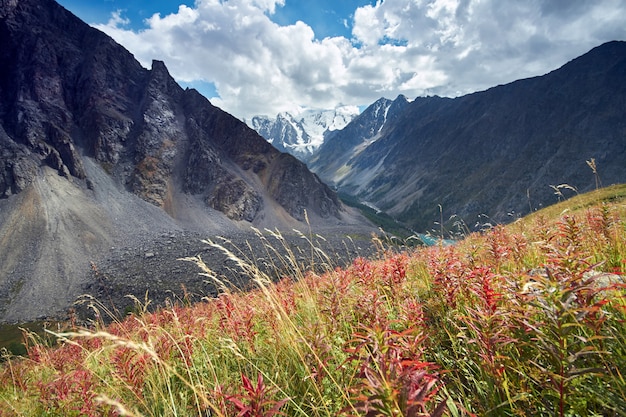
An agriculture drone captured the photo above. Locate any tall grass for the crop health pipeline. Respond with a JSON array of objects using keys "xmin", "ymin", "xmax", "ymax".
[{"xmin": 0, "ymin": 194, "xmax": 625, "ymax": 416}]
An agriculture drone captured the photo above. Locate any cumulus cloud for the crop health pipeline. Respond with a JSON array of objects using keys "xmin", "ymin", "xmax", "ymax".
[{"xmin": 93, "ymin": 0, "xmax": 626, "ymax": 120}]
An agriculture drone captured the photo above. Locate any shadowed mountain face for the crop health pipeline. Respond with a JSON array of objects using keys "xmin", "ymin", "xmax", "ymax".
[
  {"xmin": 0, "ymin": 0, "xmax": 364, "ymax": 322},
  {"xmin": 311, "ymin": 41, "xmax": 626, "ymax": 233}
]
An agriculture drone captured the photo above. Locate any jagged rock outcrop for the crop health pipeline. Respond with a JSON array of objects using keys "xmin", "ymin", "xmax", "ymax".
[
  {"xmin": 266, "ymin": 153, "xmax": 340, "ymax": 221},
  {"xmin": 0, "ymin": 0, "xmax": 367, "ymax": 323},
  {"xmin": 208, "ymin": 177, "xmax": 262, "ymax": 222},
  {"xmin": 0, "ymin": 128, "xmax": 39, "ymax": 196},
  {"xmin": 0, "ymin": 0, "xmax": 342, "ymax": 223}
]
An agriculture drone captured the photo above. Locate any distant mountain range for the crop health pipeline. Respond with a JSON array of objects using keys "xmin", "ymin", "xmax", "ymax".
[
  {"xmin": 259, "ymin": 41, "xmax": 626, "ymax": 234},
  {"xmin": 0, "ymin": 0, "xmax": 369, "ymax": 322},
  {"xmin": 250, "ymin": 106, "xmax": 359, "ymax": 161}
]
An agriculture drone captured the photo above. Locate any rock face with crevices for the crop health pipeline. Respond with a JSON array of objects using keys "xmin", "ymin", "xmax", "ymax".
[
  {"xmin": 0, "ymin": 0, "xmax": 364, "ymax": 323},
  {"xmin": 0, "ymin": 0, "xmax": 341, "ymax": 223}
]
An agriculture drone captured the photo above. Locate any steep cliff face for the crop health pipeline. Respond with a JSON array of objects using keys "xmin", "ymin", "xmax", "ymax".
[
  {"xmin": 0, "ymin": 0, "xmax": 359, "ymax": 323},
  {"xmin": 265, "ymin": 153, "xmax": 340, "ymax": 221},
  {"xmin": 0, "ymin": 0, "xmax": 342, "ymax": 223}
]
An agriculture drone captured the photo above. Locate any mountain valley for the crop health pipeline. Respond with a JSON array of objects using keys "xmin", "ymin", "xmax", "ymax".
[{"xmin": 255, "ymin": 42, "xmax": 626, "ymax": 235}]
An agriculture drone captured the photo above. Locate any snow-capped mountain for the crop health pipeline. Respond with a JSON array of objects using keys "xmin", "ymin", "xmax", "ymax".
[
  {"xmin": 250, "ymin": 106, "xmax": 359, "ymax": 161},
  {"xmin": 308, "ymin": 95, "xmax": 411, "ymax": 186}
]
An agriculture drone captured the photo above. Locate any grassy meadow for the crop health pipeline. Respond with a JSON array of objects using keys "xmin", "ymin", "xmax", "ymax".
[{"xmin": 1, "ymin": 185, "xmax": 625, "ymax": 416}]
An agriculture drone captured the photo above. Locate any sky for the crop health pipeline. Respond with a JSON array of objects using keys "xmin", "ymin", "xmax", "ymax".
[{"xmin": 55, "ymin": 0, "xmax": 626, "ymax": 122}]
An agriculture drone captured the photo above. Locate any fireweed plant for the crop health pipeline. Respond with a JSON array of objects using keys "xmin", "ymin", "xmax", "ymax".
[{"xmin": 0, "ymin": 187, "xmax": 625, "ymax": 416}]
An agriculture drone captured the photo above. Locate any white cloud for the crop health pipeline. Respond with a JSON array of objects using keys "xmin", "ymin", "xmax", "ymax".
[
  {"xmin": 106, "ymin": 10, "xmax": 130, "ymax": 27},
  {"xmin": 93, "ymin": 0, "xmax": 626, "ymax": 121}
]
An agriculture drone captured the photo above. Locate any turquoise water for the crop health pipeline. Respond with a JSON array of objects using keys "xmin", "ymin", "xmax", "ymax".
[{"xmin": 413, "ymin": 233, "xmax": 455, "ymax": 246}]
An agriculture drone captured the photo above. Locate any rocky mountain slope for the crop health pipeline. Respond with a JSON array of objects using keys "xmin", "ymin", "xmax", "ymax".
[
  {"xmin": 0, "ymin": 0, "xmax": 370, "ymax": 323},
  {"xmin": 250, "ymin": 106, "xmax": 359, "ymax": 161},
  {"xmin": 311, "ymin": 41, "xmax": 626, "ymax": 233},
  {"xmin": 308, "ymin": 95, "xmax": 410, "ymax": 184}
]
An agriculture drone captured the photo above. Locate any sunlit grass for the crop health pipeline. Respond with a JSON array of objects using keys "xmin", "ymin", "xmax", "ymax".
[{"xmin": 0, "ymin": 186, "xmax": 625, "ymax": 416}]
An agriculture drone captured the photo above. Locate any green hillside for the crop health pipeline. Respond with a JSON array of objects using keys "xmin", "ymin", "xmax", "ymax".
[{"xmin": 520, "ymin": 183, "xmax": 626, "ymax": 223}]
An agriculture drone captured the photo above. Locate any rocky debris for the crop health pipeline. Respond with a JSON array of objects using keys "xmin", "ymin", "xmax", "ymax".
[
  {"xmin": 208, "ymin": 177, "xmax": 262, "ymax": 221},
  {"xmin": 78, "ymin": 229, "xmax": 378, "ymax": 322}
]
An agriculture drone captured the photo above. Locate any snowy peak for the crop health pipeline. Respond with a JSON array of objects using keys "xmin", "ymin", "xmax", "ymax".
[
  {"xmin": 307, "ymin": 94, "xmax": 411, "ymax": 187},
  {"xmin": 357, "ymin": 95, "xmax": 402, "ymax": 138},
  {"xmin": 250, "ymin": 106, "xmax": 359, "ymax": 161}
]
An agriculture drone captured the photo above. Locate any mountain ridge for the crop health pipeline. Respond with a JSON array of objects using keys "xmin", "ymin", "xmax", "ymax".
[
  {"xmin": 308, "ymin": 94, "xmax": 411, "ymax": 184},
  {"xmin": 0, "ymin": 0, "xmax": 371, "ymax": 323},
  {"xmin": 310, "ymin": 41, "xmax": 626, "ymax": 233}
]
